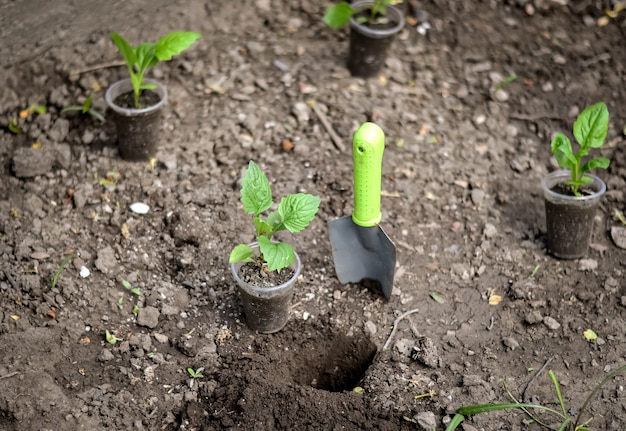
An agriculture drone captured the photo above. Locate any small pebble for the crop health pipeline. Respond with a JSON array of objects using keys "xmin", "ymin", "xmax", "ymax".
[
  {"xmin": 79, "ymin": 266, "xmax": 90, "ymax": 278},
  {"xmin": 578, "ymin": 259, "xmax": 598, "ymax": 271},
  {"xmin": 364, "ymin": 320, "xmax": 377, "ymax": 336},
  {"xmin": 503, "ymin": 336, "xmax": 519, "ymax": 350},
  {"xmin": 543, "ymin": 316, "xmax": 561, "ymax": 331},
  {"xmin": 98, "ymin": 349, "xmax": 114, "ymax": 362},
  {"xmin": 525, "ymin": 311, "xmax": 543, "ymax": 324}
]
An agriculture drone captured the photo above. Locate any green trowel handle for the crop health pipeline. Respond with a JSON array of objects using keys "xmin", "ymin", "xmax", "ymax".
[{"xmin": 352, "ymin": 122, "xmax": 385, "ymax": 228}]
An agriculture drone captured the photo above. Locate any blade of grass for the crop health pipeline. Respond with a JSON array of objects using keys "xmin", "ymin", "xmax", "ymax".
[
  {"xmin": 549, "ymin": 370, "xmax": 568, "ymax": 418},
  {"xmin": 51, "ymin": 253, "xmax": 75, "ymax": 289}
]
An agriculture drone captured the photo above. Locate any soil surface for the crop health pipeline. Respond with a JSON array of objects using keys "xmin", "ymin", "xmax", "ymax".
[{"xmin": 1, "ymin": 1, "xmax": 626, "ymax": 430}]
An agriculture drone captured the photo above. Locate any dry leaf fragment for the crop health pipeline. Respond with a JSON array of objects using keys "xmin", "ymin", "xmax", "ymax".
[
  {"xmin": 281, "ymin": 140, "xmax": 295, "ymax": 151},
  {"xmin": 488, "ymin": 293, "xmax": 502, "ymax": 305}
]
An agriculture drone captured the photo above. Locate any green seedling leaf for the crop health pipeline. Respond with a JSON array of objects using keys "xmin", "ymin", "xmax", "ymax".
[
  {"xmin": 402, "ymin": 416, "xmax": 417, "ymax": 423},
  {"xmin": 132, "ymin": 305, "xmax": 139, "ymax": 315},
  {"xmin": 28, "ymin": 103, "xmax": 47, "ymax": 115},
  {"xmin": 529, "ymin": 264, "xmax": 540, "ymax": 279},
  {"xmin": 105, "ymin": 329, "xmax": 122, "ymax": 345},
  {"xmin": 581, "ymin": 157, "xmax": 610, "ymax": 173},
  {"xmin": 278, "ymin": 194, "xmax": 321, "ymax": 233},
  {"xmin": 323, "ymin": 2, "xmax": 355, "ymax": 28},
  {"xmin": 51, "ymin": 253, "xmax": 75, "ymax": 289},
  {"xmin": 353, "ymin": 386, "xmax": 364, "ymax": 394},
  {"xmin": 429, "ymin": 292, "xmax": 445, "ymax": 304},
  {"xmin": 614, "ymin": 209, "xmax": 626, "ymax": 225},
  {"xmin": 111, "ymin": 32, "xmax": 137, "ymax": 66},
  {"xmin": 254, "ymin": 217, "xmax": 274, "ymax": 236},
  {"xmin": 121, "ymin": 279, "xmax": 132, "ymax": 289},
  {"xmin": 258, "ymin": 236, "xmax": 295, "ymax": 271},
  {"xmin": 551, "ymin": 133, "xmax": 576, "ymax": 171},
  {"xmin": 131, "ymin": 287, "xmax": 141, "ymax": 296},
  {"xmin": 583, "ymin": 329, "xmax": 597, "ymax": 341},
  {"xmin": 187, "ymin": 367, "xmax": 204, "ymax": 378},
  {"xmin": 154, "ymin": 32, "xmax": 201, "ymax": 61},
  {"xmin": 8, "ymin": 119, "xmax": 22, "ymax": 134},
  {"xmin": 229, "ymin": 244, "xmax": 254, "ymax": 263},
  {"xmin": 574, "ymin": 102, "xmax": 609, "ymax": 149},
  {"xmin": 495, "ymin": 73, "xmax": 518, "ymax": 91},
  {"xmin": 241, "ymin": 161, "xmax": 273, "ymax": 215}
]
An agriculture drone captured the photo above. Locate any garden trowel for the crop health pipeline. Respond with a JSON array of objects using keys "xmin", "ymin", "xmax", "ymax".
[{"xmin": 328, "ymin": 122, "xmax": 396, "ymax": 299}]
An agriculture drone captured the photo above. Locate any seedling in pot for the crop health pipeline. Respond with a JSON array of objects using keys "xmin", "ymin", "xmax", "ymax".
[
  {"xmin": 110, "ymin": 31, "xmax": 201, "ymax": 108},
  {"xmin": 229, "ymin": 161, "xmax": 320, "ymax": 272},
  {"xmin": 324, "ymin": 0, "xmax": 403, "ymax": 27},
  {"xmin": 61, "ymin": 94, "xmax": 105, "ymax": 122},
  {"xmin": 551, "ymin": 101, "xmax": 610, "ymax": 196}
]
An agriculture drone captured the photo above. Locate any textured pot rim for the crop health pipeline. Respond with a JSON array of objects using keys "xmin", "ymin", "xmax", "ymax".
[
  {"xmin": 541, "ymin": 169, "xmax": 606, "ymax": 203},
  {"xmin": 105, "ymin": 78, "xmax": 168, "ymax": 116},
  {"xmin": 349, "ymin": 0, "xmax": 405, "ymax": 39},
  {"xmin": 230, "ymin": 242, "xmax": 302, "ymax": 293}
]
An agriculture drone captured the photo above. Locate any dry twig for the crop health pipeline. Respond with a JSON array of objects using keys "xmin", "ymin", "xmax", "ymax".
[
  {"xmin": 309, "ymin": 100, "xmax": 345, "ymax": 152},
  {"xmin": 383, "ymin": 308, "xmax": 421, "ymax": 351}
]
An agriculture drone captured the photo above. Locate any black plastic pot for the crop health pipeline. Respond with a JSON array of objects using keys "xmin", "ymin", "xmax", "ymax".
[
  {"xmin": 105, "ymin": 78, "xmax": 168, "ymax": 161},
  {"xmin": 347, "ymin": 0, "xmax": 405, "ymax": 78},
  {"xmin": 542, "ymin": 170, "xmax": 606, "ymax": 259},
  {"xmin": 230, "ymin": 243, "xmax": 301, "ymax": 333}
]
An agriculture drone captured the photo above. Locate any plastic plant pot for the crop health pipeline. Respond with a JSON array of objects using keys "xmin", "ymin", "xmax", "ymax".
[
  {"xmin": 230, "ymin": 243, "xmax": 301, "ymax": 334},
  {"xmin": 542, "ymin": 170, "xmax": 606, "ymax": 259},
  {"xmin": 347, "ymin": 0, "xmax": 405, "ymax": 78},
  {"xmin": 105, "ymin": 78, "xmax": 168, "ymax": 161}
]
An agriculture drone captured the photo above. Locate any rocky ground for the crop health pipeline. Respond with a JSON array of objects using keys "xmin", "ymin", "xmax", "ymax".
[{"xmin": 1, "ymin": 1, "xmax": 626, "ymax": 430}]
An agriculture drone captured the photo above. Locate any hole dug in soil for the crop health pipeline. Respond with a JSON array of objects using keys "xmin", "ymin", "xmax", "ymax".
[{"xmin": 295, "ymin": 332, "xmax": 377, "ymax": 392}]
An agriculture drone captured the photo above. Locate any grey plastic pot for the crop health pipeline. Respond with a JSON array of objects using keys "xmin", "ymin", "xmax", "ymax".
[
  {"xmin": 230, "ymin": 243, "xmax": 301, "ymax": 334},
  {"xmin": 542, "ymin": 170, "xmax": 606, "ymax": 259},
  {"xmin": 347, "ymin": 0, "xmax": 405, "ymax": 78},
  {"xmin": 105, "ymin": 78, "xmax": 168, "ymax": 161}
]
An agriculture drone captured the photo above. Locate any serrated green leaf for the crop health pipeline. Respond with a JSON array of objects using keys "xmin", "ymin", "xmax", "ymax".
[
  {"xmin": 278, "ymin": 194, "xmax": 321, "ymax": 233},
  {"xmin": 258, "ymin": 237, "xmax": 295, "ymax": 271},
  {"xmin": 229, "ymin": 244, "xmax": 254, "ymax": 263},
  {"xmin": 154, "ymin": 32, "xmax": 201, "ymax": 61},
  {"xmin": 241, "ymin": 161, "xmax": 273, "ymax": 215},
  {"xmin": 323, "ymin": 2, "xmax": 355, "ymax": 28},
  {"xmin": 574, "ymin": 102, "xmax": 608, "ymax": 149}
]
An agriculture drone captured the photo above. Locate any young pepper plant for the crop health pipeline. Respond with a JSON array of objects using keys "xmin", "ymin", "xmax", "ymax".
[
  {"xmin": 551, "ymin": 101, "xmax": 610, "ymax": 196},
  {"xmin": 323, "ymin": 0, "xmax": 401, "ymax": 28},
  {"xmin": 229, "ymin": 161, "xmax": 320, "ymax": 272},
  {"xmin": 110, "ymin": 31, "xmax": 201, "ymax": 108}
]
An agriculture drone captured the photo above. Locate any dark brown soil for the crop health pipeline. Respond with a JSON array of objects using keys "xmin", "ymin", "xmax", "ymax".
[{"xmin": 1, "ymin": 1, "xmax": 626, "ymax": 430}]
